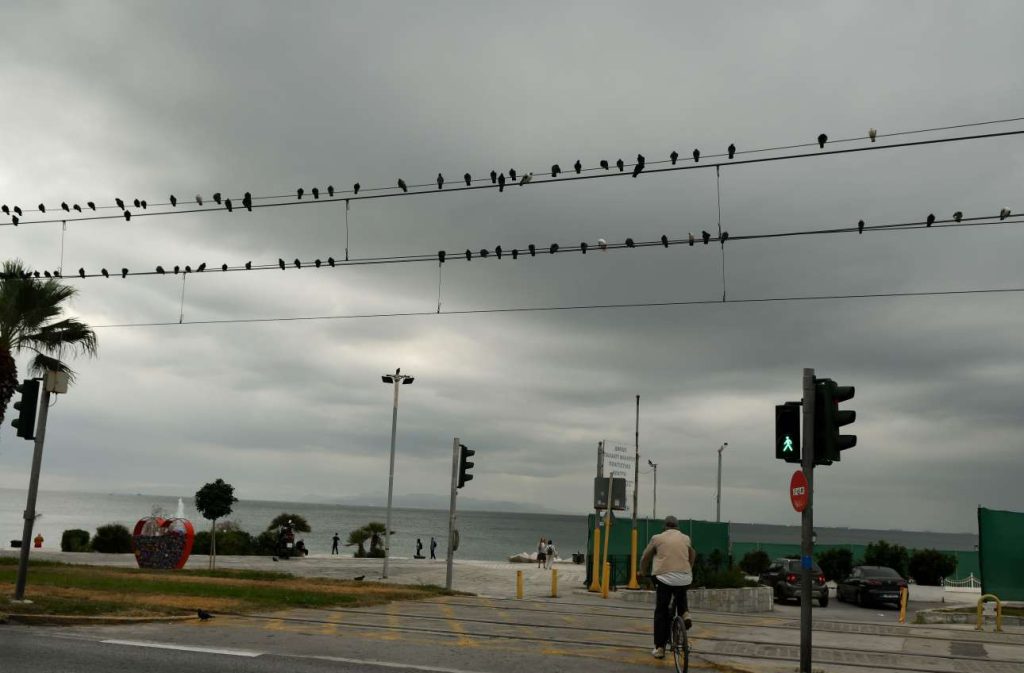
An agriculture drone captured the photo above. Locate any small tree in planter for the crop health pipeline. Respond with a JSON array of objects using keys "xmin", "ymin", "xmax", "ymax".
[
  {"xmin": 194, "ymin": 478, "xmax": 237, "ymax": 569},
  {"xmin": 267, "ymin": 513, "xmax": 311, "ymax": 534}
]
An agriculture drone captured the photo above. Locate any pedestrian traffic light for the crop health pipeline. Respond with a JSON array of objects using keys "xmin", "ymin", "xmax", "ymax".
[
  {"xmin": 11, "ymin": 379, "xmax": 40, "ymax": 440},
  {"xmin": 457, "ymin": 444, "xmax": 475, "ymax": 489},
  {"xmin": 775, "ymin": 401, "xmax": 801, "ymax": 462},
  {"xmin": 813, "ymin": 378, "xmax": 856, "ymax": 465}
]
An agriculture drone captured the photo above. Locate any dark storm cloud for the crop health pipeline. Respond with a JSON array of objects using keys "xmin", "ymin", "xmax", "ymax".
[{"xmin": 1, "ymin": 1, "xmax": 1022, "ymax": 533}]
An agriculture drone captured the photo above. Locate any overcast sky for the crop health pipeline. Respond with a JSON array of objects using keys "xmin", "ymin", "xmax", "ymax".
[{"xmin": 1, "ymin": 1, "xmax": 1021, "ymax": 534}]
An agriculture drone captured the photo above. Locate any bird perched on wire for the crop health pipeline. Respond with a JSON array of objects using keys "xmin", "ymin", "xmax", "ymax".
[
  {"xmin": 549, "ymin": 243, "xmax": 559, "ymax": 254},
  {"xmin": 498, "ymin": 173, "xmax": 506, "ymax": 192},
  {"xmin": 615, "ymin": 159, "xmax": 624, "ymax": 172},
  {"xmin": 224, "ymin": 199, "xmax": 233, "ymax": 212},
  {"xmin": 926, "ymin": 213, "xmax": 935, "ymax": 227},
  {"xmin": 551, "ymin": 164, "xmax": 561, "ymax": 177},
  {"xmin": 44, "ymin": 271, "xmax": 51, "ymax": 278},
  {"xmin": 242, "ymin": 192, "xmax": 252, "ymax": 211},
  {"xmin": 600, "ymin": 160, "xmax": 609, "ymax": 170},
  {"xmin": 519, "ymin": 173, "xmax": 532, "ymax": 186},
  {"xmin": 867, "ymin": 128, "xmax": 877, "ymax": 142},
  {"xmin": 221, "ymin": 264, "xmax": 228, "ymax": 271},
  {"xmin": 328, "ymin": 185, "xmax": 335, "ymax": 197},
  {"xmin": 511, "ymin": 249, "xmax": 519, "ymax": 260},
  {"xmin": 184, "ymin": 265, "xmax": 192, "ymax": 274},
  {"xmin": 133, "ymin": 198, "xmax": 141, "ymax": 208},
  {"xmin": 312, "ymin": 187, "xmax": 320, "ymax": 199},
  {"xmin": 692, "ymin": 149, "xmax": 700, "ymax": 163},
  {"xmin": 195, "ymin": 195, "xmax": 203, "ymax": 206},
  {"xmin": 124, "ymin": 210, "xmax": 131, "ymax": 221},
  {"xmin": 397, "ymin": 179, "xmax": 407, "ymax": 193},
  {"xmin": 688, "ymin": 233, "xmax": 695, "ymax": 246},
  {"xmin": 13, "ymin": 206, "xmax": 21, "ymax": 216},
  {"xmin": 661, "ymin": 235, "xmax": 669, "ymax": 247},
  {"xmin": 315, "ymin": 259, "xmax": 322, "ymax": 268},
  {"xmin": 574, "ymin": 160, "xmax": 582, "ymax": 174},
  {"xmin": 858, "ymin": 219, "xmax": 865, "ymax": 234},
  {"xmin": 702, "ymin": 230, "xmax": 711, "ymax": 245},
  {"xmin": 479, "ymin": 249, "xmax": 489, "ymax": 258},
  {"xmin": 817, "ymin": 133, "xmax": 828, "ymax": 149},
  {"xmin": 197, "ymin": 263, "xmax": 206, "ymax": 272},
  {"xmin": 720, "ymin": 232, "xmax": 729, "ymax": 245},
  {"xmin": 141, "ymin": 200, "xmax": 147, "ymax": 209},
  {"xmin": 509, "ymin": 169, "xmax": 517, "ymax": 182},
  {"xmin": 728, "ymin": 144, "xmax": 736, "ymax": 160},
  {"xmin": 170, "ymin": 195, "xmax": 177, "ymax": 207},
  {"xmin": 953, "ymin": 211, "xmax": 963, "ymax": 222},
  {"xmin": 437, "ymin": 174, "xmax": 444, "ymax": 190},
  {"xmin": 464, "ymin": 173, "xmax": 471, "ymax": 186},
  {"xmin": 294, "ymin": 259, "xmax": 302, "ymax": 269},
  {"xmin": 213, "ymin": 193, "xmax": 222, "ymax": 204},
  {"xmin": 87, "ymin": 201, "xmax": 96, "ymax": 211},
  {"xmin": 625, "ymin": 238, "xmax": 635, "ymax": 248},
  {"xmin": 1, "ymin": 205, "xmax": 7, "ymax": 215},
  {"xmin": 1000, "ymin": 207, "xmax": 1011, "ymax": 220},
  {"xmin": 328, "ymin": 257, "xmax": 335, "ymax": 267},
  {"xmin": 173, "ymin": 265, "xmax": 181, "ymax": 274},
  {"xmin": 245, "ymin": 261, "xmax": 252, "ymax": 270},
  {"xmin": 116, "ymin": 197, "xmax": 126, "ymax": 209},
  {"xmin": 580, "ymin": 241, "xmax": 588, "ymax": 254},
  {"xmin": 38, "ymin": 203, "xmax": 46, "ymax": 213},
  {"xmin": 156, "ymin": 266, "xmax": 165, "ymax": 274},
  {"xmin": 296, "ymin": 188, "xmax": 304, "ymax": 200},
  {"xmin": 278, "ymin": 258, "xmax": 286, "ymax": 270},
  {"xmin": 11, "ymin": 215, "xmax": 18, "ymax": 225},
  {"xmin": 61, "ymin": 202, "xmax": 69, "ymax": 212},
  {"xmin": 197, "ymin": 609, "xmax": 213, "ymax": 621},
  {"xmin": 528, "ymin": 244, "xmax": 536, "ymax": 256},
  {"xmin": 670, "ymin": 151, "xmax": 679, "ymax": 165},
  {"xmin": 120, "ymin": 268, "xmax": 128, "ymax": 278},
  {"xmin": 631, "ymin": 154, "xmax": 645, "ymax": 178},
  {"xmin": 73, "ymin": 204, "xmax": 82, "ymax": 212},
  {"xmin": 597, "ymin": 238, "xmax": 607, "ymax": 251},
  {"xmin": 354, "ymin": 183, "xmax": 360, "ymax": 195},
  {"xmin": 78, "ymin": 268, "xmax": 86, "ymax": 278},
  {"xmin": 490, "ymin": 170, "xmax": 497, "ymax": 184},
  {"xmin": 495, "ymin": 245, "xmax": 502, "ymax": 259}
]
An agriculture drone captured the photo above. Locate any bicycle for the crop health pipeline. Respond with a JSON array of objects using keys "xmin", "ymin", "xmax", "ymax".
[{"xmin": 668, "ymin": 592, "xmax": 690, "ymax": 673}]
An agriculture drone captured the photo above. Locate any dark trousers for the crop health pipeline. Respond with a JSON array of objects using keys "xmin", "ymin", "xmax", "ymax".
[{"xmin": 653, "ymin": 578, "xmax": 689, "ymax": 647}]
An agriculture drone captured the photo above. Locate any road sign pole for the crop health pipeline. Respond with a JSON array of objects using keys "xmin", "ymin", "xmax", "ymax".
[
  {"xmin": 800, "ymin": 368, "xmax": 816, "ymax": 673},
  {"xmin": 445, "ymin": 437, "xmax": 459, "ymax": 591},
  {"xmin": 14, "ymin": 386, "xmax": 51, "ymax": 601}
]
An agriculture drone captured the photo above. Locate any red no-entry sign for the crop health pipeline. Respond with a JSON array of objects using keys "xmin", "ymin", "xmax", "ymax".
[{"xmin": 790, "ymin": 470, "xmax": 809, "ymax": 512}]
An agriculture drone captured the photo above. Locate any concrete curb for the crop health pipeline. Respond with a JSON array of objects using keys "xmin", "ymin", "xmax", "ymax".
[
  {"xmin": 916, "ymin": 607, "xmax": 1024, "ymax": 627},
  {"xmin": 2, "ymin": 613, "xmax": 196, "ymax": 626}
]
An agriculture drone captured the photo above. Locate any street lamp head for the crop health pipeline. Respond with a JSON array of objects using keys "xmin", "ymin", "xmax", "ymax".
[
  {"xmin": 402, "ymin": 376, "xmax": 415, "ymax": 385},
  {"xmin": 382, "ymin": 376, "xmax": 394, "ymax": 384}
]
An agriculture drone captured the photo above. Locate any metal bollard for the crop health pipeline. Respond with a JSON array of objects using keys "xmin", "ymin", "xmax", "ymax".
[
  {"xmin": 602, "ymin": 561, "xmax": 610, "ymax": 599},
  {"xmin": 551, "ymin": 569, "xmax": 558, "ymax": 598},
  {"xmin": 516, "ymin": 570, "xmax": 524, "ymax": 599},
  {"xmin": 898, "ymin": 586, "xmax": 908, "ymax": 623},
  {"xmin": 976, "ymin": 594, "xmax": 1003, "ymax": 632}
]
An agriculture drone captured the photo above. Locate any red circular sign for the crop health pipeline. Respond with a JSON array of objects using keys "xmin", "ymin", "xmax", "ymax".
[{"xmin": 790, "ymin": 470, "xmax": 809, "ymax": 512}]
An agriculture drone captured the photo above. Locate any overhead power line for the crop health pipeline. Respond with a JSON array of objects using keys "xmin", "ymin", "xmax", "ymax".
[
  {"xmin": 89, "ymin": 285, "xmax": 1024, "ymax": 330},
  {"xmin": 3, "ymin": 120, "xmax": 1023, "ymax": 228}
]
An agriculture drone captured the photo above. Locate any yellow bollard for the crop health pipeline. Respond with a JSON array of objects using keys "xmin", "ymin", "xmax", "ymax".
[
  {"xmin": 898, "ymin": 586, "xmax": 908, "ymax": 623},
  {"xmin": 516, "ymin": 570, "xmax": 523, "ymax": 599},
  {"xmin": 976, "ymin": 594, "xmax": 1003, "ymax": 632},
  {"xmin": 626, "ymin": 527, "xmax": 640, "ymax": 589},
  {"xmin": 589, "ymin": 523, "xmax": 602, "ymax": 592},
  {"xmin": 602, "ymin": 561, "xmax": 610, "ymax": 599},
  {"xmin": 551, "ymin": 569, "xmax": 558, "ymax": 598}
]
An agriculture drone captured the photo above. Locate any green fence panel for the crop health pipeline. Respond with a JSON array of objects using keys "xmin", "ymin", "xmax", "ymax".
[{"xmin": 978, "ymin": 507, "xmax": 1024, "ymax": 600}]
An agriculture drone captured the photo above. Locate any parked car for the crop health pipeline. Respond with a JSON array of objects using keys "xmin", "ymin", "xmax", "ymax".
[
  {"xmin": 836, "ymin": 566, "xmax": 908, "ymax": 607},
  {"xmin": 758, "ymin": 558, "xmax": 829, "ymax": 606}
]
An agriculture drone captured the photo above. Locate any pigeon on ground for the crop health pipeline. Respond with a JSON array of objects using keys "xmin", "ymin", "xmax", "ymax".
[
  {"xmin": 464, "ymin": 173, "xmax": 471, "ymax": 186},
  {"xmin": 600, "ymin": 160, "xmax": 609, "ymax": 170},
  {"xmin": 198, "ymin": 609, "xmax": 213, "ymax": 621},
  {"xmin": 353, "ymin": 575, "xmax": 365, "ymax": 581},
  {"xmin": 728, "ymin": 144, "xmax": 736, "ymax": 160},
  {"xmin": 953, "ymin": 211, "xmax": 963, "ymax": 222},
  {"xmin": 615, "ymin": 159, "xmax": 624, "ymax": 172},
  {"xmin": 869, "ymin": 128, "xmax": 877, "ymax": 142},
  {"xmin": 670, "ymin": 151, "xmax": 679, "ymax": 165},
  {"xmin": 354, "ymin": 183, "xmax": 361, "ymax": 195},
  {"xmin": 498, "ymin": 173, "xmax": 506, "ymax": 192},
  {"xmin": 574, "ymin": 160, "xmax": 582, "ymax": 174},
  {"xmin": 817, "ymin": 133, "xmax": 828, "ymax": 149},
  {"xmin": 858, "ymin": 219, "xmax": 865, "ymax": 234},
  {"xmin": 692, "ymin": 149, "xmax": 700, "ymax": 162},
  {"xmin": 398, "ymin": 179, "xmax": 407, "ymax": 193},
  {"xmin": 437, "ymin": 174, "xmax": 444, "ymax": 190},
  {"xmin": 272, "ymin": 556, "xmax": 278, "ymax": 562}
]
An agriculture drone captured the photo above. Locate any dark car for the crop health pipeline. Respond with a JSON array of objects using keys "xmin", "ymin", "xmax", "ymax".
[
  {"xmin": 836, "ymin": 566, "xmax": 908, "ymax": 607},
  {"xmin": 758, "ymin": 558, "xmax": 829, "ymax": 606}
]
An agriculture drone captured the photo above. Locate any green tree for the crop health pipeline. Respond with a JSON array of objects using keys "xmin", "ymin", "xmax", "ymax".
[
  {"xmin": 194, "ymin": 479, "xmax": 238, "ymax": 569},
  {"xmin": 347, "ymin": 527, "xmax": 371, "ymax": 557},
  {"xmin": 92, "ymin": 523, "xmax": 132, "ymax": 553},
  {"xmin": 816, "ymin": 547, "xmax": 854, "ymax": 581},
  {"xmin": 739, "ymin": 550, "xmax": 772, "ymax": 576},
  {"xmin": 862, "ymin": 539, "xmax": 909, "ymax": 577},
  {"xmin": 908, "ymin": 549, "xmax": 957, "ymax": 585},
  {"xmin": 364, "ymin": 522, "xmax": 387, "ymax": 558},
  {"xmin": 0, "ymin": 260, "xmax": 98, "ymax": 425},
  {"xmin": 267, "ymin": 513, "xmax": 311, "ymax": 533}
]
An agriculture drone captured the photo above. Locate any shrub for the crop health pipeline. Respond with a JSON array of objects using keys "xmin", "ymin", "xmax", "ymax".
[
  {"xmin": 816, "ymin": 548, "xmax": 854, "ymax": 581},
  {"xmin": 739, "ymin": 550, "xmax": 771, "ymax": 576},
  {"xmin": 267, "ymin": 513, "xmax": 311, "ymax": 533},
  {"xmin": 61, "ymin": 529, "xmax": 91, "ymax": 552},
  {"xmin": 92, "ymin": 524, "xmax": 132, "ymax": 553},
  {"xmin": 701, "ymin": 567, "xmax": 758, "ymax": 589},
  {"xmin": 193, "ymin": 530, "xmax": 256, "ymax": 555},
  {"xmin": 908, "ymin": 549, "xmax": 957, "ymax": 585},
  {"xmin": 254, "ymin": 530, "xmax": 278, "ymax": 556},
  {"xmin": 863, "ymin": 539, "xmax": 909, "ymax": 577}
]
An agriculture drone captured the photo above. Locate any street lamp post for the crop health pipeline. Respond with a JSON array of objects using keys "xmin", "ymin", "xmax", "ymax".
[
  {"xmin": 716, "ymin": 442, "xmax": 728, "ymax": 523},
  {"xmin": 647, "ymin": 458, "xmax": 657, "ymax": 520},
  {"xmin": 381, "ymin": 368, "xmax": 414, "ymax": 579}
]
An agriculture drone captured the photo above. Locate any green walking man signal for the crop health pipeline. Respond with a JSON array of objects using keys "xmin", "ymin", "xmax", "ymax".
[{"xmin": 775, "ymin": 401, "xmax": 802, "ymax": 463}]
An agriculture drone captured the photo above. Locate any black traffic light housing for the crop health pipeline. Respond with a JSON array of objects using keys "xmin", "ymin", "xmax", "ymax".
[
  {"xmin": 11, "ymin": 379, "xmax": 41, "ymax": 440},
  {"xmin": 457, "ymin": 444, "xmax": 475, "ymax": 489},
  {"xmin": 813, "ymin": 377, "xmax": 856, "ymax": 465},
  {"xmin": 775, "ymin": 401, "xmax": 802, "ymax": 462}
]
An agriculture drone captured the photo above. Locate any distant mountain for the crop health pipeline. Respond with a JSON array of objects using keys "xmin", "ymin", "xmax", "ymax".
[{"xmin": 322, "ymin": 492, "xmax": 565, "ymax": 514}]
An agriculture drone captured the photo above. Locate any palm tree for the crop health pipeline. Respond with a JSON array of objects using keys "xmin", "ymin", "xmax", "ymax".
[
  {"xmin": 346, "ymin": 527, "xmax": 370, "ymax": 557},
  {"xmin": 0, "ymin": 260, "xmax": 98, "ymax": 424}
]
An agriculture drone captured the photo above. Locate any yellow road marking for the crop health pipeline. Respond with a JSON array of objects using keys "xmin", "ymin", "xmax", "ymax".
[{"xmin": 440, "ymin": 604, "xmax": 478, "ymax": 648}]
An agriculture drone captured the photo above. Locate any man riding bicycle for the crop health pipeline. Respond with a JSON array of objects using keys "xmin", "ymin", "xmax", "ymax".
[{"xmin": 639, "ymin": 515, "xmax": 696, "ymax": 660}]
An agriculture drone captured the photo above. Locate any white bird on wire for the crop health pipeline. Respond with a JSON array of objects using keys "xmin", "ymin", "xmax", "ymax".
[
  {"xmin": 597, "ymin": 238, "xmax": 607, "ymax": 251},
  {"xmin": 519, "ymin": 173, "xmax": 532, "ymax": 186}
]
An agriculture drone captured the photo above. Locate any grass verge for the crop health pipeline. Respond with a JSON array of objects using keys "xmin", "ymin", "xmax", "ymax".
[{"xmin": 0, "ymin": 558, "xmax": 454, "ymax": 618}]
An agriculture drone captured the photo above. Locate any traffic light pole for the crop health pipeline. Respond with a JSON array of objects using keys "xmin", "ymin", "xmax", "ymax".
[
  {"xmin": 14, "ymin": 386, "xmax": 51, "ymax": 601},
  {"xmin": 445, "ymin": 437, "xmax": 459, "ymax": 591},
  {"xmin": 800, "ymin": 368, "xmax": 815, "ymax": 673}
]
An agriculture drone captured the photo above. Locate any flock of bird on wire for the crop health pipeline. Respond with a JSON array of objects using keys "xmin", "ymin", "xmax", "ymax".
[{"xmin": 0, "ymin": 127, "xmax": 1016, "ymax": 280}]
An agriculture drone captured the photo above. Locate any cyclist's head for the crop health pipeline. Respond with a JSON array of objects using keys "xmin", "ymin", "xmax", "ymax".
[{"xmin": 664, "ymin": 515, "xmax": 678, "ymax": 529}]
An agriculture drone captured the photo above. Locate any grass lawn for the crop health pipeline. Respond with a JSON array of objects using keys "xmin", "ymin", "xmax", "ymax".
[{"xmin": 0, "ymin": 558, "xmax": 453, "ymax": 618}]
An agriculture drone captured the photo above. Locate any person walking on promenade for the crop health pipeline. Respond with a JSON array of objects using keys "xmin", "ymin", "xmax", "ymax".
[
  {"xmin": 430, "ymin": 536, "xmax": 437, "ymax": 560},
  {"xmin": 639, "ymin": 515, "xmax": 696, "ymax": 660},
  {"xmin": 331, "ymin": 532, "xmax": 340, "ymax": 555},
  {"xmin": 536, "ymin": 537, "xmax": 547, "ymax": 569},
  {"xmin": 544, "ymin": 539, "xmax": 556, "ymax": 569},
  {"xmin": 416, "ymin": 538, "xmax": 424, "ymax": 558}
]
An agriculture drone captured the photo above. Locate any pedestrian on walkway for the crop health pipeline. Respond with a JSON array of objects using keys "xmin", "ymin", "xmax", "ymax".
[
  {"xmin": 331, "ymin": 532, "xmax": 340, "ymax": 555},
  {"xmin": 537, "ymin": 537, "xmax": 547, "ymax": 569},
  {"xmin": 430, "ymin": 536, "xmax": 437, "ymax": 560},
  {"xmin": 544, "ymin": 539, "xmax": 556, "ymax": 569},
  {"xmin": 416, "ymin": 538, "xmax": 424, "ymax": 558}
]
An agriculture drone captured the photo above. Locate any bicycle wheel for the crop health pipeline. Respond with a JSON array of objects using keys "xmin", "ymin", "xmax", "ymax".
[{"xmin": 671, "ymin": 615, "xmax": 689, "ymax": 673}]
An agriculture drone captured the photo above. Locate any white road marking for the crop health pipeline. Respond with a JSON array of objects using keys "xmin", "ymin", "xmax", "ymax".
[
  {"xmin": 294, "ymin": 654, "xmax": 494, "ymax": 673},
  {"xmin": 101, "ymin": 639, "xmax": 262, "ymax": 657}
]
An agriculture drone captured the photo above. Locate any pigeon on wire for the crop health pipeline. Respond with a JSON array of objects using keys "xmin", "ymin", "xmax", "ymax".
[
  {"xmin": 38, "ymin": 203, "xmax": 46, "ymax": 213},
  {"xmin": 528, "ymin": 244, "xmax": 536, "ymax": 256},
  {"xmin": 116, "ymin": 198, "xmax": 125, "ymax": 209},
  {"xmin": 242, "ymin": 192, "xmax": 252, "ymax": 211},
  {"xmin": 133, "ymin": 198, "xmax": 141, "ymax": 208},
  {"xmin": 728, "ymin": 144, "xmax": 736, "ymax": 160},
  {"xmin": 141, "ymin": 200, "xmax": 147, "ymax": 209},
  {"xmin": 1, "ymin": 205, "xmax": 7, "ymax": 215},
  {"xmin": 156, "ymin": 266, "xmax": 165, "ymax": 274},
  {"xmin": 692, "ymin": 149, "xmax": 700, "ymax": 163},
  {"xmin": 221, "ymin": 264, "xmax": 228, "ymax": 271},
  {"xmin": 437, "ymin": 174, "xmax": 444, "ymax": 190},
  {"xmin": 170, "ymin": 195, "xmax": 177, "ymax": 207},
  {"xmin": 61, "ymin": 202, "xmax": 69, "ymax": 212},
  {"xmin": 245, "ymin": 261, "xmax": 252, "ymax": 270},
  {"xmin": 464, "ymin": 173, "xmax": 471, "ymax": 186},
  {"xmin": 328, "ymin": 185, "xmax": 335, "ymax": 197},
  {"xmin": 549, "ymin": 243, "xmax": 559, "ymax": 254},
  {"xmin": 124, "ymin": 210, "xmax": 131, "ymax": 221},
  {"xmin": 574, "ymin": 160, "xmax": 582, "ymax": 174},
  {"xmin": 625, "ymin": 238, "xmax": 635, "ymax": 248},
  {"xmin": 78, "ymin": 268, "xmax": 86, "ymax": 278},
  {"xmin": 509, "ymin": 169, "xmax": 517, "ymax": 182},
  {"xmin": 294, "ymin": 259, "xmax": 302, "ymax": 269},
  {"xmin": 495, "ymin": 245, "xmax": 502, "ymax": 259},
  {"xmin": 869, "ymin": 128, "xmax": 877, "ymax": 142},
  {"xmin": 278, "ymin": 258, "xmax": 286, "ymax": 270},
  {"xmin": 44, "ymin": 271, "xmax": 51, "ymax": 278},
  {"xmin": 224, "ymin": 199, "xmax": 233, "ymax": 212},
  {"xmin": 174, "ymin": 266, "xmax": 181, "ymax": 274},
  {"xmin": 213, "ymin": 192, "xmax": 222, "ymax": 204},
  {"xmin": 197, "ymin": 263, "xmax": 206, "ymax": 272},
  {"xmin": 580, "ymin": 241, "xmax": 588, "ymax": 254},
  {"xmin": 817, "ymin": 133, "xmax": 828, "ymax": 148},
  {"xmin": 926, "ymin": 213, "xmax": 935, "ymax": 227},
  {"xmin": 631, "ymin": 154, "xmax": 645, "ymax": 178},
  {"xmin": 1000, "ymin": 207, "xmax": 1011, "ymax": 220},
  {"xmin": 13, "ymin": 206, "xmax": 21, "ymax": 216},
  {"xmin": 661, "ymin": 235, "xmax": 669, "ymax": 247},
  {"xmin": 297, "ymin": 188, "xmax": 304, "ymax": 200},
  {"xmin": 600, "ymin": 160, "xmax": 609, "ymax": 170},
  {"xmin": 702, "ymin": 230, "xmax": 710, "ymax": 245},
  {"xmin": 670, "ymin": 151, "xmax": 678, "ymax": 165},
  {"xmin": 398, "ymin": 179, "xmax": 408, "ymax": 193},
  {"xmin": 354, "ymin": 183, "xmax": 360, "ymax": 195},
  {"xmin": 312, "ymin": 187, "xmax": 320, "ymax": 199},
  {"xmin": 73, "ymin": 204, "xmax": 81, "ymax": 212},
  {"xmin": 688, "ymin": 233, "xmax": 694, "ymax": 246},
  {"xmin": 121, "ymin": 268, "xmax": 128, "ymax": 278},
  {"xmin": 551, "ymin": 164, "xmax": 561, "ymax": 177},
  {"xmin": 490, "ymin": 170, "xmax": 497, "ymax": 184},
  {"xmin": 519, "ymin": 173, "xmax": 532, "ymax": 186},
  {"xmin": 720, "ymin": 232, "xmax": 729, "ymax": 245},
  {"xmin": 87, "ymin": 201, "xmax": 96, "ymax": 210},
  {"xmin": 616, "ymin": 159, "xmax": 624, "ymax": 172},
  {"xmin": 858, "ymin": 219, "xmax": 865, "ymax": 234},
  {"xmin": 195, "ymin": 195, "xmax": 204, "ymax": 206},
  {"xmin": 598, "ymin": 238, "xmax": 608, "ymax": 251},
  {"xmin": 953, "ymin": 211, "xmax": 963, "ymax": 222},
  {"xmin": 498, "ymin": 173, "xmax": 506, "ymax": 192},
  {"xmin": 465, "ymin": 249, "xmax": 472, "ymax": 261}
]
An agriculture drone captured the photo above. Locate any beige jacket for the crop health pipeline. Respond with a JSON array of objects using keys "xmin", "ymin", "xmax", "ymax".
[{"xmin": 640, "ymin": 529, "xmax": 696, "ymax": 577}]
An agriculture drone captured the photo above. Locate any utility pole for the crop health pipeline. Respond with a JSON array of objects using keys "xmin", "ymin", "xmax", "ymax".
[
  {"xmin": 716, "ymin": 442, "xmax": 728, "ymax": 522},
  {"xmin": 14, "ymin": 385, "xmax": 52, "ymax": 601},
  {"xmin": 627, "ymin": 395, "xmax": 641, "ymax": 589},
  {"xmin": 380, "ymin": 369, "xmax": 414, "ymax": 580},
  {"xmin": 445, "ymin": 437, "xmax": 460, "ymax": 590},
  {"xmin": 800, "ymin": 368, "xmax": 816, "ymax": 673},
  {"xmin": 648, "ymin": 459, "xmax": 657, "ymax": 519}
]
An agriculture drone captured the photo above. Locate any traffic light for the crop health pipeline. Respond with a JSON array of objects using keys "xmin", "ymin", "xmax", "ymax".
[
  {"xmin": 457, "ymin": 444, "xmax": 475, "ymax": 488},
  {"xmin": 775, "ymin": 401, "xmax": 801, "ymax": 462},
  {"xmin": 11, "ymin": 379, "xmax": 40, "ymax": 440},
  {"xmin": 813, "ymin": 378, "xmax": 856, "ymax": 465}
]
